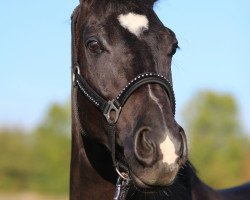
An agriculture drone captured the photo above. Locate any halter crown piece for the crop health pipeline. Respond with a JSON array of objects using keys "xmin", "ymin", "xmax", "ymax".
[{"xmin": 71, "ymin": 5, "xmax": 176, "ymax": 200}]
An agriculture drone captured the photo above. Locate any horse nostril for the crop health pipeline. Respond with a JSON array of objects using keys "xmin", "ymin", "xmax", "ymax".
[
  {"xmin": 134, "ymin": 127, "xmax": 156, "ymax": 166},
  {"xmin": 178, "ymin": 126, "xmax": 188, "ymax": 164}
]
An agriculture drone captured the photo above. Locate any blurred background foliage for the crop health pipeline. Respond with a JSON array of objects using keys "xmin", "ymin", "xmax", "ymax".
[
  {"xmin": 183, "ymin": 91, "xmax": 250, "ymax": 188},
  {"xmin": 0, "ymin": 90, "xmax": 249, "ymax": 196},
  {"xmin": 0, "ymin": 102, "xmax": 71, "ymax": 195}
]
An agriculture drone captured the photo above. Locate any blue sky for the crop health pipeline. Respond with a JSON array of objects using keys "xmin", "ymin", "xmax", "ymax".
[{"xmin": 0, "ymin": 0, "xmax": 249, "ymax": 133}]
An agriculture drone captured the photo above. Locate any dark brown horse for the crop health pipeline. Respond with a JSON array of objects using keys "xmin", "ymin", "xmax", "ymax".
[{"xmin": 70, "ymin": 0, "xmax": 250, "ymax": 199}]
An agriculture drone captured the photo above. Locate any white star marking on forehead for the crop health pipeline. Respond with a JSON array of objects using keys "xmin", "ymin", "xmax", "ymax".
[{"xmin": 118, "ymin": 12, "xmax": 149, "ymax": 37}]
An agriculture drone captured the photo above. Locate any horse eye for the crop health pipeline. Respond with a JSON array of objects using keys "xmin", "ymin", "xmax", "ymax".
[{"xmin": 86, "ymin": 39, "xmax": 102, "ymax": 53}]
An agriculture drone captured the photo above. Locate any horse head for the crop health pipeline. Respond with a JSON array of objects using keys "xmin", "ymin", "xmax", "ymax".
[{"xmin": 72, "ymin": 0, "xmax": 188, "ymax": 189}]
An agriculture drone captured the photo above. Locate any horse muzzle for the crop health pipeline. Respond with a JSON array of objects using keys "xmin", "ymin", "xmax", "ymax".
[{"xmin": 124, "ymin": 124, "xmax": 188, "ymax": 189}]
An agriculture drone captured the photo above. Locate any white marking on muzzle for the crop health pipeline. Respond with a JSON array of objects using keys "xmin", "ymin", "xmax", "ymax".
[
  {"xmin": 160, "ymin": 135, "xmax": 178, "ymax": 165},
  {"xmin": 118, "ymin": 12, "xmax": 149, "ymax": 37},
  {"xmin": 148, "ymin": 85, "xmax": 178, "ymax": 165}
]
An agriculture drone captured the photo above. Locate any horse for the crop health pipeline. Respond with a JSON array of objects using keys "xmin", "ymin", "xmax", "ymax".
[{"xmin": 70, "ymin": 0, "xmax": 250, "ymax": 199}]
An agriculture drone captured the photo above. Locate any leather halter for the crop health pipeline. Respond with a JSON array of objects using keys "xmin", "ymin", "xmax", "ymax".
[{"xmin": 71, "ymin": 4, "xmax": 176, "ymax": 194}]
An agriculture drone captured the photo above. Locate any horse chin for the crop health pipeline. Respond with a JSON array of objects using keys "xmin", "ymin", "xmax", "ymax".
[
  {"xmin": 130, "ymin": 172, "xmax": 153, "ymax": 189},
  {"xmin": 129, "ymin": 163, "xmax": 180, "ymax": 190}
]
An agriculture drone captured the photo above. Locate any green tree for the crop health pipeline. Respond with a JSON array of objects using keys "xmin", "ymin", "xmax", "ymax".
[
  {"xmin": 0, "ymin": 129, "xmax": 34, "ymax": 192},
  {"xmin": 182, "ymin": 90, "xmax": 250, "ymax": 188},
  {"xmin": 36, "ymin": 101, "xmax": 71, "ymax": 136},
  {"xmin": 33, "ymin": 101, "xmax": 71, "ymax": 194},
  {"xmin": 0, "ymin": 101, "xmax": 71, "ymax": 194}
]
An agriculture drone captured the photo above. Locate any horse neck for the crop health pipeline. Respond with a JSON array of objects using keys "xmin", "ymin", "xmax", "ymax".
[
  {"xmin": 189, "ymin": 168, "xmax": 226, "ymax": 200},
  {"xmin": 70, "ymin": 116, "xmax": 116, "ymax": 200}
]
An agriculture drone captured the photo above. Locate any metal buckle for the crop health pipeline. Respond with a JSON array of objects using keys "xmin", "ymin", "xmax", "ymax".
[
  {"xmin": 104, "ymin": 100, "xmax": 121, "ymax": 124},
  {"xmin": 72, "ymin": 65, "xmax": 80, "ymax": 87}
]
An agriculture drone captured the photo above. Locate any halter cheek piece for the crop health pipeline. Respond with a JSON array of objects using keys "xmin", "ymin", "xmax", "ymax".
[{"xmin": 71, "ymin": 5, "xmax": 176, "ymax": 200}]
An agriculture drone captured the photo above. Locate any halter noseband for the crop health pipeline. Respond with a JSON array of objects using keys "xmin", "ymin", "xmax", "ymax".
[
  {"xmin": 71, "ymin": 5, "xmax": 176, "ymax": 199},
  {"xmin": 73, "ymin": 65, "xmax": 176, "ymax": 124}
]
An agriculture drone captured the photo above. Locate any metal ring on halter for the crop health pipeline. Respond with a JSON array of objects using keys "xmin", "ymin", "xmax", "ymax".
[
  {"xmin": 73, "ymin": 65, "xmax": 80, "ymax": 84},
  {"xmin": 104, "ymin": 100, "xmax": 122, "ymax": 124},
  {"xmin": 115, "ymin": 166, "xmax": 130, "ymax": 181}
]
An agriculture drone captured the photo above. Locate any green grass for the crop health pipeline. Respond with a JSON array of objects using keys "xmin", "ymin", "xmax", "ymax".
[{"xmin": 0, "ymin": 192, "xmax": 68, "ymax": 200}]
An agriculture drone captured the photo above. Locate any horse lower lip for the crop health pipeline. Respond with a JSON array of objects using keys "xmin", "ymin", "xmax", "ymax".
[
  {"xmin": 130, "ymin": 172, "xmax": 173, "ymax": 189},
  {"xmin": 130, "ymin": 172, "xmax": 175, "ymax": 194},
  {"xmin": 129, "ymin": 164, "xmax": 180, "ymax": 189},
  {"xmin": 130, "ymin": 172, "xmax": 152, "ymax": 189}
]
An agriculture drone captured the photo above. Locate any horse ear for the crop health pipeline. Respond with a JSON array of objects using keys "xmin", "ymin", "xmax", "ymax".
[
  {"xmin": 149, "ymin": 0, "xmax": 157, "ymax": 5},
  {"xmin": 79, "ymin": 0, "xmax": 93, "ymax": 4},
  {"xmin": 150, "ymin": 0, "xmax": 158, "ymax": 7},
  {"xmin": 79, "ymin": 0, "xmax": 88, "ymax": 3},
  {"xmin": 140, "ymin": 0, "xmax": 158, "ymax": 8},
  {"xmin": 79, "ymin": 0, "xmax": 157, "ymax": 8}
]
